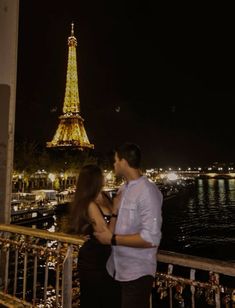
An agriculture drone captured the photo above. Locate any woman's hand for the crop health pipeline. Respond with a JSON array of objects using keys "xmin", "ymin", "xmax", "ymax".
[{"xmin": 79, "ymin": 234, "xmax": 90, "ymax": 242}]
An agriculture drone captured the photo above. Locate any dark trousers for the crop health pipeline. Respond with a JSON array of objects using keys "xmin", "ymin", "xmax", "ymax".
[
  {"xmin": 79, "ymin": 269, "xmax": 121, "ymax": 308},
  {"xmin": 120, "ymin": 275, "xmax": 154, "ymax": 308}
]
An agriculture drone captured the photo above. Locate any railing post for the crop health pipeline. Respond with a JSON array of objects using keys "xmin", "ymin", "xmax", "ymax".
[
  {"xmin": 23, "ymin": 250, "xmax": 28, "ymax": 301},
  {"xmin": 168, "ymin": 264, "xmax": 173, "ymax": 308},
  {"xmin": 4, "ymin": 245, "xmax": 10, "ymax": 293},
  {"xmin": 32, "ymin": 252, "xmax": 38, "ymax": 306},
  {"xmin": 13, "ymin": 248, "xmax": 18, "ymax": 296},
  {"xmin": 62, "ymin": 244, "xmax": 73, "ymax": 308},
  {"xmin": 55, "ymin": 243, "xmax": 61, "ymax": 307},
  {"xmin": 44, "ymin": 256, "xmax": 49, "ymax": 303},
  {"xmin": 214, "ymin": 273, "xmax": 220, "ymax": 308},
  {"xmin": 190, "ymin": 269, "xmax": 196, "ymax": 308}
]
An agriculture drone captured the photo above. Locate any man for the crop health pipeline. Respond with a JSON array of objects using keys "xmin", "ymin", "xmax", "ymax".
[{"xmin": 94, "ymin": 143, "xmax": 163, "ymax": 308}]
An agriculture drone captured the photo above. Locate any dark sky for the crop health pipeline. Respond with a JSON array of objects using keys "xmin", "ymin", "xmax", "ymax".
[{"xmin": 15, "ymin": 1, "xmax": 235, "ymax": 167}]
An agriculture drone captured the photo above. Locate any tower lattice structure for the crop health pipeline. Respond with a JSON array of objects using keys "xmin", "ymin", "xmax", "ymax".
[{"xmin": 47, "ymin": 23, "xmax": 94, "ymax": 150}]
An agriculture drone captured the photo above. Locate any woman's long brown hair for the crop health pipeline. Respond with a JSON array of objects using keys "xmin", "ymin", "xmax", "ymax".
[{"xmin": 70, "ymin": 164, "xmax": 103, "ymax": 234}]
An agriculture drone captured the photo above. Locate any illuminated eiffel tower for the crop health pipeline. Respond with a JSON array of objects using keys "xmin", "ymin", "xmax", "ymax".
[{"xmin": 47, "ymin": 23, "xmax": 94, "ymax": 150}]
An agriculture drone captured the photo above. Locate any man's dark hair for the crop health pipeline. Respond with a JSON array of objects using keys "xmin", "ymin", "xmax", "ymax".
[{"xmin": 115, "ymin": 143, "xmax": 141, "ymax": 168}]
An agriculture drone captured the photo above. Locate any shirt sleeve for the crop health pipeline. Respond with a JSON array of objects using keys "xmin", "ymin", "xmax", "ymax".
[{"xmin": 138, "ymin": 186, "xmax": 163, "ymax": 246}]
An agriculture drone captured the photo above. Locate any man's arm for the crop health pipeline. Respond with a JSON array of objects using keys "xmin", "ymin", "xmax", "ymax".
[
  {"xmin": 115, "ymin": 234, "xmax": 155, "ymax": 248},
  {"xmin": 94, "ymin": 230, "xmax": 155, "ymax": 248},
  {"xmin": 94, "ymin": 185, "xmax": 163, "ymax": 248},
  {"xmin": 94, "ymin": 190, "xmax": 154, "ymax": 248},
  {"xmin": 137, "ymin": 186, "xmax": 163, "ymax": 247}
]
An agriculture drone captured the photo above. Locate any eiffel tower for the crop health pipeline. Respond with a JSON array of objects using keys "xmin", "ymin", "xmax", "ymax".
[{"xmin": 47, "ymin": 23, "xmax": 94, "ymax": 150}]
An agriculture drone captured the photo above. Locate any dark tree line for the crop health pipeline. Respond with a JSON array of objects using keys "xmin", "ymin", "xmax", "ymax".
[{"xmin": 13, "ymin": 140, "xmax": 113, "ymax": 174}]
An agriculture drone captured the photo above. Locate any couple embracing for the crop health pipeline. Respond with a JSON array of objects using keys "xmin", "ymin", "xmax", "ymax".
[{"xmin": 70, "ymin": 143, "xmax": 163, "ymax": 308}]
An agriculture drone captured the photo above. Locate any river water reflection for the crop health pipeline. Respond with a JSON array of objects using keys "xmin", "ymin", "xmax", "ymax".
[
  {"xmin": 44, "ymin": 178, "xmax": 235, "ymax": 261},
  {"xmin": 160, "ymin": 178, "xmax": 235, "ymax": 261}
]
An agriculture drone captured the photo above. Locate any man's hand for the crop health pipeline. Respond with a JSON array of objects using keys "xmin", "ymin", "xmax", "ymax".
[{"xmin": 94, "ymin": 226, "xmax": 112, "ymax": 245}]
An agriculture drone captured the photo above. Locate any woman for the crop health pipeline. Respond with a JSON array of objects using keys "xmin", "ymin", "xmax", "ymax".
[{"xmin": 70, "ymin": 164, "xmax": 120, "ymax": 308}]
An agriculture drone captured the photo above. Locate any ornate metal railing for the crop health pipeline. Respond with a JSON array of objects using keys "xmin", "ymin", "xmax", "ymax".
[
  {"xmin": 155, "ymin": 250, "xmax": 235, "ymax": 307},
  {"xmin": 0, "ymin": 224, "xmax": 83, "ymax": 307},
  {"xmin": 0, "ymin": 224, "xmax": 235, "ymax": 307}
]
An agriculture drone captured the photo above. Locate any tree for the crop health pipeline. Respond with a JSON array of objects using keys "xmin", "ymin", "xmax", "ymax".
[{"xmin": 14, "ymin": 140, "xmax": 39, "ymax": 173}]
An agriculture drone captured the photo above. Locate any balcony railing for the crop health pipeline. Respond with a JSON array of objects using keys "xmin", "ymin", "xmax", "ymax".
[
  {"xmin": 155, "ymin": 250, "xmax": 235, "ymax": 307},
  {"xmin": 0, "ymin": 224, "xmax": 83, "ymax": 307},
  {"xmin": 0, "ymin": 224, "xmax": 235, "ymax": 307}
]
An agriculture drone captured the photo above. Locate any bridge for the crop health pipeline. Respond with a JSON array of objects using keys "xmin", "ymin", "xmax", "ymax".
[{"xmin": 157, "ymin": 170, "xmax": 235, "ymax": 179}]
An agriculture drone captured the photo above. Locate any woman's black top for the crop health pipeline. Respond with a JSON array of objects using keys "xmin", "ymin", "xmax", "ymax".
[{"xmin": 77, "ymin": 204, "xmax": 112, "ymax": 272}]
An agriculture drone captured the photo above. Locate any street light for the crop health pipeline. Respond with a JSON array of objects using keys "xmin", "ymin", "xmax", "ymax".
[
  {"xmin": 18, "ymin": 173, "xmax": 25, "ymax": 192},
  {"xmin": 48, "ymin": 173, "xmax": 55, "ymax": 189}
]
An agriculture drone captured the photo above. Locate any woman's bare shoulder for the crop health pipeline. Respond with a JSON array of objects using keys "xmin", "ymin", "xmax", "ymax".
[{"xmin": 87, "ymin": 201, "xmax": 98, "ymax": 212}]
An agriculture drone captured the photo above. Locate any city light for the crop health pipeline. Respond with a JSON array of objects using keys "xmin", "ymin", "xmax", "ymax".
[
  {"xmin": 48, "ymin": 173, "xmax": 55, "ymax": 182},
  {"xmin": 167, "ymin": 172, "xmax": 178, "ymax": 181}
]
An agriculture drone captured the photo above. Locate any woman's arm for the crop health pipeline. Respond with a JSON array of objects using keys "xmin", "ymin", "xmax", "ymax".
[
  {"xmin": 88, "ymin": 190, "xmax": 122, "ymax": 236},
  {"xmin": 88, "ymin": 201, "xmax": 109, "ymax": 233}
]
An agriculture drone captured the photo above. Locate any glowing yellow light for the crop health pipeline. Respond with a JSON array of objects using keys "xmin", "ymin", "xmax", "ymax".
[
  {"xmin": 208, "ymin": 173, "xmax": 216, "ymax": 178},
  {"xmin": 106, "ymin": 172, "xmax": 113, "ymax": 181}
]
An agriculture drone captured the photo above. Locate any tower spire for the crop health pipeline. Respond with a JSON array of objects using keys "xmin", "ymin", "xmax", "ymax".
[
  {"xmin": 71, "ymin": 22, "xmax": 74, "ymax": 36},
  {"xmin": 47, "ymin": 24, "xmax": 94, "ymax": 150}
]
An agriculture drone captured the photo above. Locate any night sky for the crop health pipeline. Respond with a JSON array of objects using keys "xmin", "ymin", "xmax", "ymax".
[{"xmin": 15, "ymin": 1, "xmax": 235, "ymax": 168}]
